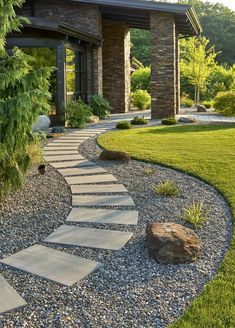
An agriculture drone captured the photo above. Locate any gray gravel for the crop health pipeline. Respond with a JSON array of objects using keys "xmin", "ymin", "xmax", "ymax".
[{"xmin": 0, "ymin": 134, "xmax": 233, "ymax": 328}]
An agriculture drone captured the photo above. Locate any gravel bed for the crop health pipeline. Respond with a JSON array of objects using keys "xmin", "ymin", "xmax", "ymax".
[{"xmin": 0, "ymin": 134, "xmax": 233, "ymax": 328}]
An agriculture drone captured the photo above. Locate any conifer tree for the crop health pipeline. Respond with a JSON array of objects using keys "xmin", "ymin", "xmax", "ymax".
[{"xmin": 0, "ymin": 0, "xmax": 53, "ymax": 200}]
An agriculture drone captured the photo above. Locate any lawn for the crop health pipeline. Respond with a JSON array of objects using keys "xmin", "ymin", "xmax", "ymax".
[{"xmin": 98, "ymin": 124, "xmax": 235, "ymax": 328}]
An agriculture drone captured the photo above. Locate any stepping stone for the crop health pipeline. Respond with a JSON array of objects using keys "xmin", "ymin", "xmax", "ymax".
[
  {"xmin": 58, "ymin": 135, "xmax": 89, "ymax": 139},
  {"xmin": 44, "ymin": 154, "xmax": 84, "ymax": 162},
  {"xmin": 72, "ymin": 195, "xmax": 135, "ymax": 206},
  {"xmin": 44, "ymin": 146, "xmax": 78, "ymax": 151},
  {"xmin": 65, "ymin": 174, "xmax": 117, "ymax": 185},
  {"xmin": 50, "ymin": 160, "xmax": 96, "ymax": 169},
  {"xmin": 70, "ymin": 184, "xmax": 127, "ymax": 194},
  {"xmin": 58, "ymin": 166, "xmax": 106, "ymax": 176},
  {"xmin": 0, "ymin": 275, "xmax": 27, "ymax": 314},
  {"xmin": 67, "ymin": 208, "xmax": 138, "ymax": 225},
  {"xmin": 1, "ymin": 245, "xmax": 101, "ymax": 287},
  {"xmin": 51, "ymin": 140, "xmax": 84, "ymax": 144},
  {"xmin": 44, "ymin": 225, "xmax": 133, "ymax": 250},
  {"xmin": 47, "ymin": 143, "xmax": 82, "ymax": 147},
  {"xmin": 43, "ymin": 150, "xmax": 78, "ymax": 156}
]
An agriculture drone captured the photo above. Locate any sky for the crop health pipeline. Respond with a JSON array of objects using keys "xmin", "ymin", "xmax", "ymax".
[{"xmin": 208, "ymin": 0, "xmax": 235, "ymax": 11}]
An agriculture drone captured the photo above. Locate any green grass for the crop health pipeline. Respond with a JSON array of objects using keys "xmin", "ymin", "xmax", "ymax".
[{"xmin": 98, "ymin": 124, "xmax": 235, "ymax": 328}]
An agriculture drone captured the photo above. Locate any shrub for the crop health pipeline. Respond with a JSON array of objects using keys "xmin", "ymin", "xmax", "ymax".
[
  {"xmin": 203, "ymin": 101, "xmax": 213, "ymax": 109},
  {"xmin": 153, "ymin": 180, "xmax": 180, "ymax": 196},
  {"xmin": 131, "ymin": 67, "xmax": 151, "ymax": 92},
  {"xmin": 214, "ymin": 91, "xmax": 235, "ymax": 116},
  {"xmin": 161, "ymin": 118, "xmax": 177, "ymax": 125},
  {"xmin": 181, "ymin": 201, "xmax": 209, "ymax": 228},
  {"xmin": 131, "ymin": 89, "xmax": 151, "ymax": 110},
  {"xmin": 181, "ymin": 96, "xmax": 194, "ymax": 108},
  {"xmin": 131, "ymin": 116, "xmax": 148, "ymax": 125},
  {"xmin": 65, "ymin": 98, "xmax": 92, "ymax": 128},
  {"xmin": 91, "ymin": 94, "xmax": 111, "ymax": 119},
  {"xmin": 141, "ymin": 167, "xmax": 155, "ymax": 175},
  {"xmin": 116, "ymin": 121, "xmax": 132, "ymax": 130},
  {"xmin": 51, "ymin": 126, "xmax": 65, "ymax": 133}
]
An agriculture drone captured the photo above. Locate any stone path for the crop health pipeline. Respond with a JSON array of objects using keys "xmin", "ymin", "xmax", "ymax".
[{"xmin": 0, "ymin": 125, "xmax": 137, "ymax": 314}]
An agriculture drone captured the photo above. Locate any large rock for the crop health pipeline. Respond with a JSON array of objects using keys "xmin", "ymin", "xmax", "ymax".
[
  {"xmin": 99, "ymin": 150, "xmax": 130, "ymax": 162},
  {"xmin": 146, "ymin": 222, "xmax": 201, "ymax": 264},
  {"xmin": 197, "ymin": 105, "xmax": 207, "ymax": 113},
  {"xmin": 33, "ymin": 115, "xmax": 51, "ymax": 132},
  {"xmin": 178, "ymin": 117, "xmax": 196, "ymax": 124},
  {"xmin": 86, "ymin": 115, "xmax": 99, "ymax": 124}
]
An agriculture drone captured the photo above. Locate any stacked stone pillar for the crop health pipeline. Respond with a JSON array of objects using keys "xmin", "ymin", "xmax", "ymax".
[
  {"xmin": 150, "ymin": 13, "xmax": 180, "ymax": 118},
  {"xmin": 102, "ymin": 21, "xmax": 131, "ymax": 113}
]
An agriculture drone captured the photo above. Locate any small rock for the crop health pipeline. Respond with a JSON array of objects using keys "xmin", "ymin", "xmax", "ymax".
[
  {"xmin": 197, "ymin": 105, "xmax": 207, "ymax": 112},
  {"xmin": 178, "ymin": 117, "xmax": 196, "ymax": 123},
  {"xmin": 99, "ymin": 150, "xmax": 130, "ymax": 162},
  {"xmin": 146, "ymin": 222, "xmax": 201, "ymax": 264}
]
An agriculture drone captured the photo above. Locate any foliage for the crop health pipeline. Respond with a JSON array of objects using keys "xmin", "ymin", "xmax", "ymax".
[
  {"xmin": 214, "ymin": 91, "xmax": 235, "ymax": 116},
  {"xmin": 153, "ymin": 180, "xmax": 180, "ymax": 197},
  {"xmin": 203, "ymin": 101, "xmax": 213, "ymax": 109},
  {"xmin": 131, "ymin": 67, "xmax": 150, "ymax": 92},
  {"xmin": 131, "ymin": 116, "xmax": 148, "ymax": 125},
  {"xmin": 181, "ymin": 95, "xmax": 194, "ymax": 108},
  {"xmin": 51, "ymin": 126, "xmax": 65, "ymax": 133},
  {"xmin": 65, "ymin": 98, "xmax": 92, "ymax": 128},
  {"xmin": 130, "ymin": 29, "xmax": 150, "ymax": 66},
  {"xmin": 97, "ymin": 124, "xmax": 235, "ymax": 328},
  {"xmin": 0, "ymin": 0, "xmax": 53, "ymax": 200},
  {"xmin": 161, "ymin": 118, "xmax": 177, "ymax": 125},
  {"xmin": 26, "ymin": 134, "xmax": 44, "ymax": 165},
  {"xmin": 90, "ymin": 94, "xmax": 111, "ymax": 119},
  {"xmin": 181, "ymin": 201, "xmax": 209, "ymax": 228},
  {"xmin": 116, "ymin": 121, "xmax": 132, "ymax": 130},
  {"xmin": 181, "ymin": 36, "xmax": 217, "ymax": 102},
  {"xmin": 131, "ymin": 89, "xmax": 151, "ymax": 110},
  {"xmin": 141, "ymin": 167, "xmax": 155, "ymax": 175}
]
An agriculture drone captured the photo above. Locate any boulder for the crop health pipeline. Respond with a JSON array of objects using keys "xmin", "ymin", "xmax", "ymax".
[
  {"xmin": 86, "ymin": 115, "xmax": 99, "ymax": 124},
  {"xmin": 33, "ymin": 115, "xmax": 51, "ymax": 132},
  {"xmin": 178, "ymin": 117, "xmax": 196, "ymax": 124},
  {"xmin": 197, "ymin": 105, "xmax": 207, "ymax": 113},
  {"xmin": 146, "ymin": 222, "xmax": 201, "ymax": 264},
  {"xmin": 99, "ymin": 150, "xmax": 130, "ymax": 162}
]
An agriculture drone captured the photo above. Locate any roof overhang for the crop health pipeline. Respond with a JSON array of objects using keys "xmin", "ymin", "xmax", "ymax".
[{"xmin": 70, "ymin": 0, "xmax": 202, "ymax": 35}]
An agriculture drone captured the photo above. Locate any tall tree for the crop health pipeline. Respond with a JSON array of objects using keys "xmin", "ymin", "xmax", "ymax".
[{"xmin": 0, "ymin": 0, "xmax": 53, "ymax": 200}]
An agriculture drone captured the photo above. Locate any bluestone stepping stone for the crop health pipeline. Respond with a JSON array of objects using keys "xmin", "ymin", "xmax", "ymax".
[
  {"xmin": 72, "ymin": 195, "xmax": 135, "ymax": 206},
  {"xmin": 45, "ymin": 143, "xmax": 80, "ymax": 147},
  {"xmin": 70, "ymin": 184, "xmax": 127, "ymax": 194},
  {"xmin": 65, "ymin": 174, "xmax": 117, "ymax": 185},
  {"xmin": 58, "ymin": 166, "xmax": 107, "ymax": 176},
  {"xmin": 52, "ymin": 139, "xmax": 85, "ymax": 143},
  {"xmin": 50, "ymin": 160, "xmax": 96, "ymax": 169},
  {"xmin": 67, "ymin": 208, "xmax": 138, "ymax": 225},
  {"xmin": 0, "ymin": 275, "xmax": 27, "ymax": 314},
  {"xmin": 44, "ymin": 154, "xmax": 84, "ymax": 162},
  {"xmin": 1, "ymin": 245, "xmax": 101, "ymax": 287},
  {"xmin": 44, "ymin": 146, "xmax": 78, "ymax": 151},
  {"xmin": 44, "ymin": 225, "xmax": 133, "ymax": 250},
  {"xmin": 43, "ymin": 150, "xmax": 78, "ymax": 156}
]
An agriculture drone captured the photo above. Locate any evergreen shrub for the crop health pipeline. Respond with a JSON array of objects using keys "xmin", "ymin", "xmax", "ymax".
[
  {"xmin": 65, "ymin": 98, "xmax": 92, "ymax": 128},
  {"xmin": 131, "ymin": 89, "xmax": 151, "ymax": 110}
]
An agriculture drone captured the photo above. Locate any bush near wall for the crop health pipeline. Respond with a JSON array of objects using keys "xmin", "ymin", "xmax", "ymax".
[
  {"xmin": 131, "ymin": 89, "xmax": 151, "ymax": 110},
  {"xmin": 91, "ymin": 94, "xmax": 111, "ymax": 119},
  {"xmin": 214, "ymin": 91, "xmax": 235, "ymax": 116},
  {"xmin": 131, "ymin": 67, "xmax": 151, "ymax": 92},
  {"xmin": 65, "ymin": 98, "xmax": 92, "ymax": 128}
]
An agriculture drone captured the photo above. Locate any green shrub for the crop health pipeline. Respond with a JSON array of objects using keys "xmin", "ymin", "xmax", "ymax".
[
  {"xmin": 153, "ymin": 180, "xmax": 180, "ymax": 196},
  {"xmin": 181, "ymin": 96, "xmax": 194, "ymax": 108},
  {"xmin": 141, "ymin": 167, "xmax": 155, "ymax": 175},
  {"xmin": 203, "ymin": 101, "xmax": 213, "ymax": 109},
  {"xmin": 51, "ymin": 126, "xmax": 65, "ymax": 133},
  {"xmin": 131, "ymin": 89, "xmax": 151, "ymax": 110},
  {"xmin": 214, "ymin": 91, "xmax": 235, "ymax": 116},
  {"xmin": 161, "ymin": 118, "xmax": 177, "ymax": 125},
  {"xmin": 65, "ymin": 98, "xmax": 92, "ymax": 128},
  {"xmin": 131, "ymin": 116, "xmax": 148, "ymax": 125},
  {"xmin": 181, "ymin": 201, "xmax": 209, "ymax": 228},
  {"xmin": 131, "ymin": 67, "xmax": 151, "ymax": 92},
  {"xmin": 116, "ymin": 121, "xmax": 132, "ymax": 130},
  {"xmin": 91, "ymin": 94, "xmax": 111, "ymax": 119}
]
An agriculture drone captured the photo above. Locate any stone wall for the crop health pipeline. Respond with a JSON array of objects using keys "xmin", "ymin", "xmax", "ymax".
[
  {"xmin": 150, "ymin": 13, "xmax": 179, "ymax": 118},
  {"xmin": 102, "ymin": 21, "xmax": 130, "ymax": 113}
]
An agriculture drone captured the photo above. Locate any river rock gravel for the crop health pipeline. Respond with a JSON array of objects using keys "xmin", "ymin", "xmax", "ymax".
[{"xmin": 0, "ymin": 134, "xmax": 233, "ymax": 328}]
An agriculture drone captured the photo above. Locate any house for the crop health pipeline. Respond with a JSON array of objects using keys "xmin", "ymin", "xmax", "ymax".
[{"xmin": 8, "ymin": 0, "xmax": 201, "ymax": 125}]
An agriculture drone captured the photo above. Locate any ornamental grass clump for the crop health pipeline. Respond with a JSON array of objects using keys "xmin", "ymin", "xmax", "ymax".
[
  {"xmin": 161, "ymin": 118, "xmax": 177, "ymax": 125},
  {"xmin": 141, "ymin": 167, "xmax": 155, "ymax": 175},
  {"xmin": 181, "ymin": 201, "xmax": 209, "ymax": 228},
  {"xmin": 153, "ymin": 180, "xmax": 180, "ymax": 196}
]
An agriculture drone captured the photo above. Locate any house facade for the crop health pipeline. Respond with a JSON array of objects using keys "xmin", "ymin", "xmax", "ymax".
[{"xmin": 8, "ymin": 0, "xmax": 201, "ymax": 125}]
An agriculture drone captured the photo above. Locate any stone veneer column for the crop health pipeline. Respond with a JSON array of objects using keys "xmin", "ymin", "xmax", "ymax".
[
  {"xmin": 150, "ymin": 13, "xmax": 178, "ymax": 118},
  {"xmin": 175, "ymin": 31, "xmax": 180, "ymax": 114},
  {"xmin": 102, "ymin": 21, "xmax": 130, "ymax": 113}
]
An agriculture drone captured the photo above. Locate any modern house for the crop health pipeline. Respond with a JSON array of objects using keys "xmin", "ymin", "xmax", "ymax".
[{"xmin": 8, "ymin": 0, "xmax": 201, "ymax": 125}]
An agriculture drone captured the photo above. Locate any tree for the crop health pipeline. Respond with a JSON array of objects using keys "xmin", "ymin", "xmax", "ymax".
[
  {"xmin": 0, "ymin": 0, "xmax": 53, "ymax": 200},
  {"xmin": 131, "ymin": 29, "xmax": 150, "ymax": 66},
  {"xmin": 180, "ymin": 36, "xmax": 217, "ymax": 102}
]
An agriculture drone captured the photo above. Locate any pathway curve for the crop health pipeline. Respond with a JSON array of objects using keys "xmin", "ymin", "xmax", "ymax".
[{"xmin": 0, "ymin": 124, "xmax": 138, "ymax": 314}]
